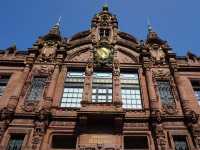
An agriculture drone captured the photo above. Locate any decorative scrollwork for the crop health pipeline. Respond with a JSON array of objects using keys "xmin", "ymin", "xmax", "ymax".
[{"xmin": 21, "ymin": 101, "xmax": 38, "ymax": 112}]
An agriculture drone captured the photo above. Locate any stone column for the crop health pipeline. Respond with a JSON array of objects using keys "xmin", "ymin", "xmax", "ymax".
[
  {"xmin": 52, "ymin": 65, "xmax": 67, "ymax": 107},
  {"xmin": 7, "ymin": 65, "xmax": 30, "ymax": 111}
]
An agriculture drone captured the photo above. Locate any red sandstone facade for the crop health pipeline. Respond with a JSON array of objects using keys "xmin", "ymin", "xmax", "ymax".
[{"xmin": 0, "ymin": 5, "xmax": 200, "ymax": 150}]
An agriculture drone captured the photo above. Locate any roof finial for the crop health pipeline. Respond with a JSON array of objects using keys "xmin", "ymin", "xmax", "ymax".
[
  {"xmin": 56, "ymin": 16, "xmax": 62, "ymax": 26},
  {"xmin": 102, "ymin": 1, "xmax": 109, "ymax": 11},
  {"xmin": 147, "ymin": 17, "xmax": 153, "ymax": 32}
]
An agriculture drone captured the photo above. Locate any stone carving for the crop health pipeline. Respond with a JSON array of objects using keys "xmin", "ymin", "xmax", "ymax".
[
  {"xmin": 0, "ymin": 107, "xmax": 14, "ymax": 142},
  {"xmin": 152, "ymin": 69, "xmax": 170, "ymax": 79},
  {"xmin": 85, "ymin": 60, "xmax": 93, "ymax": 76},
  {"xmin": 149, "ymin": 44, "xmax": 165, "ymax": 64},
  {"xmin": 162, "ymin": 103, "xmax": 177, "ymax": 115},
  {"xmin": 21, "ymin": 101, "xmax": 38, "ymax": 112},
  {"xmin": 113, "ymin": 59, "xmax": 120, "ymax": 76},
  {"xmin": 38, "ymin": 41, "xmax": 57, "ymax": 62},
  {"xmin": 32, "ymin": 109, "xmax": 51, "ymax": 149},
  {"xmin": 153, "ymin": 123, "xmax": 167, "ymax": 150},
  {"xmin": 38, "ymin": 65, "xmax": 54, "ymax": 75},
  {"xmin": 151, "ymin": 110, "xmax": 162, "ymax": 123}
]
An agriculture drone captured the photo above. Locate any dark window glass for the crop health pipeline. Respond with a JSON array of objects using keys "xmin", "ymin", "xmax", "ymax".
[
  {"xmin": 51, "ymin": 135, "xmax": 76, "ymax": 149},
  {"xmin": 92, "ymin": 72, "xmax": 112, "ymax": 103},
  {"xmin": 26, "ymin": 77, "xmax": 47, "ymax": 101},
  {"xmin": 173, "ymin": 136, "xmax": 189, "ymax": 150},
  {"xmin": 124, "ymin": 136, "xmax": 148, "ymax": 150},
  {"xmin": 121, "ymin": 73, "xmax": 142, "ymax": 109},
  {"xmin": 99, "ymin": 28, "xmax": 110, "ymax": 38},
  {"xmin": 61, "ymin": 72, "xmax": 84, "ymax": 108},
  {"xmin": 0, "ymin": 75, "xmax": 10, "ymax": 96},
  {"xmin": 7, "ymin": 134, "xmax": 25, "ymax": 150},
  {"xmin": 191, "ymin": 80, "xmax": 200, "ymax": 105},
  {"xmin": 157, "ymin": 81, "xmax": 174, "ymax": 105}
]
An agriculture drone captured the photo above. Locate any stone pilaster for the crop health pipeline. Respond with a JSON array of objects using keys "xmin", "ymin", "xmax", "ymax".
[
  {"xmin": 7, "ymin": 65, "xmax": 31, "ymax": 111},
  {"xmin": 44, "ymin": 65, "xmax": 60, "ymax": 109},
  {"xmin": 145, "ymin": 67, "xmax": 159, "ymax": 112},
  {"xmin": 112, "ymin": 59, "xmax": 122, "ymax": 106},
  {"xmin": 82, "ymin": 61, "xmax": 93, "ymax": 105},
  {"xmin": 52, "ymin": 65, "xmax": 67, "ymax": 107},
  {"xmin": 175, "ymin": 73, "xmax": 200, "ymax": 149}
]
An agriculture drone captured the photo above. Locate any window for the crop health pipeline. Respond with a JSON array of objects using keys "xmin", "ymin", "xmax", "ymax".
[
  {"xmin": 121, "ymin": 73, "xmax": 142, "ymax": 109},
  {"xmin": 26, "ymin": 77, "xmax": 47, "ymax": 101},
  {"xmin": 7, "ymin": 134, "xmax": 25, "ymax": 150},
  {"xmin": 124, "ymin": 136, "xmax": 148, "ymax": 150},
  {"xmin": 0, "ymin": 75, "xmax": 10, "ymax": 96},
  {"xmin": 51, "ymin": 135, "xmax": 76, "ymax": 149},
  {"xmin": 173, "ymin": 136, "xmax": 189, "ymax": 150},
  {"xmin": 99, "ymin": 28, "xmax": 110, "ymax": 38},
  {"xmin": 60, "ymin": 71, "xmax": 84, "ymax": 108},
  {"xmin": 191, "ymin": 80, "xmax": 200, "ymax": 105},
  {"xmin": 157, "ymin": 81, "xmax": 174, "ymax": 105},
  {"xmin": 92, "ymin": 72, "xmax": 112, "ymax": 103}
]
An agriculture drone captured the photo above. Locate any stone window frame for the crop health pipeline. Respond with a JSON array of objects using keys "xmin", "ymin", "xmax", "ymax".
[
  {"xmin": 120, "ymin": 69, "xmax": 144, "ymax": 110},
  {"xmin": 122, "ymin": 132, "xmax": 154, "ymax": 150},
  {"xmin": 0, "ymin": 127, "xmax": 31, "ymax": 150},
  {"xmin": 47, "ymin": 132, "xmax": 78, "ymax": 150},
  {"xmin": 168, "ymin": 130, "xmax": 193, "ymax": 150}
]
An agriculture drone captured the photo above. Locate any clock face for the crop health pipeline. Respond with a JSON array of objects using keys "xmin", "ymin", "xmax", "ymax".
[{"xmin": 96, "ymin": 47, "xmax": 110, "ymax": 59}]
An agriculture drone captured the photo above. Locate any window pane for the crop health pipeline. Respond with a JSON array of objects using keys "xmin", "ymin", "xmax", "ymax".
[
  {"xmin": 92, "ymin": 72, "xmax": 112, "ymax": 103},
  {"xmin": 51, "ymin": 135, "xmax": 76, "ymax": 149},
  {"xmin": 61, "ymin": 71, "xmax": 84, "ymax": 108},
  {"xmin": 124, "ymin": 136, "xmax": 148, "ymax": 149},
  {"xmin": 173, "ymin": 136, "xmax": 189, "ymax": 150},
  {"xmin": 7, "ymin": 134, "xmax": 25, "ymax": 150},
  {"xmin": 121, "ymin": 73, "xmax": 142, "ymax": 109},
  {"xmin": 26, "ymin": 77, "xmax": 47, "ymax": 101},
  {"xmin": 157, "ymin": 81, "xmax": 174, "ymax": 105}
]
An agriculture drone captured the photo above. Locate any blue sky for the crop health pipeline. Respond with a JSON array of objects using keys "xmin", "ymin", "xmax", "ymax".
[{"xmin": 0, "ymin": 0, "xmax": 200, "ymax": 56}]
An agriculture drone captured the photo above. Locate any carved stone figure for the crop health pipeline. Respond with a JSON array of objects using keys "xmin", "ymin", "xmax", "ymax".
[
  {"xmin": 149, "ymin": 44, "xmax": 165, "ymax": 64},
  {"xmin": 39, "ymin": 41, "xmax": 57, "ymax": 62}
]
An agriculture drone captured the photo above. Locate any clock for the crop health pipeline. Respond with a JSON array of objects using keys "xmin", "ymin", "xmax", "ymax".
[{"xmin": 96, "ymin": 47, "xmax": 110, "ymax": 60}]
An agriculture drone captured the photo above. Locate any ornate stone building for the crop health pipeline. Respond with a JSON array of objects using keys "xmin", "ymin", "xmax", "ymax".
[{"xmin": 0, "ymin": 5, "xmax": 200, "ymax": 150}]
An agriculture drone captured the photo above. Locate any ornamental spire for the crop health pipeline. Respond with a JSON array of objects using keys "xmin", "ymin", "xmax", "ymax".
[
  {"xmin": 147, "ymin": 17, "xmax": 153, "ymax": 32},
  {"xmin": 102, "ymin": 3, "xmax": 109, "ymax": 11},
  {"xmin": 56, "ymin": 16, "xmax": 62, "ymax": 26}
]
